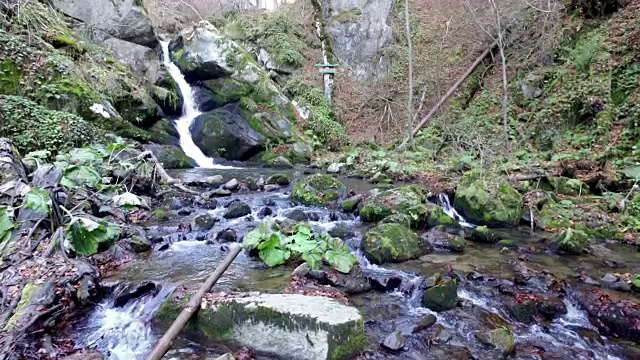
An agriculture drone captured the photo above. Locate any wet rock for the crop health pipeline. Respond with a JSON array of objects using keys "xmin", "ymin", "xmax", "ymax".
[
  {"xmin": 307, "ymin": 270, "xmax": 328, "ymax": 282},
  {"xmin": 266, "ymin": 173, "xmax": 290, "ymax": 186},
  {"xmin": 286, "ymin": 209, "xmax": 308, "ymax": 222},
  {"xmin": 453, "ymin": 173, "xmax": 523, "ymax": 227},
  {"xmin": 125, "ymin": 235, "xmax": 151, "ymax": 253},
  {"xmin": 328, "ymin": 226, "xmax": 354, "ymax": 240},
  {"xmin": 426, "ymin": 231, "xmax": 466, "ymax": 253},
  {"xmin": 603, "ymin": 259, "xmax": 625, "ymax": 268},
  {"xmin": 257, "ymin": 207, "xmax": 274, "ymax": 218},
  {"xmin": 262, "ymin": 198, "xmax": 276, "ymax": 206},
  {"xmin": 466, "ymin": 271, "xmax": 484, "ymax": 281},
  {"xmin": 264, "ymin": 184, "xmax": 281, "ymax": 192},
  {"xmin": 509, "ymin": 300, "xmax": 537, "ymax": 323},
  {"xmin": 363, "ymin": 223, "xmax": 427, "ymax": 264},
  {"xmin": 600, "ymin": 273, "xmax": 619, "ymax": 283},
  {"xmin": 466, "ymin": 225, "xmax": 501, "ymax": 243},
  {"xmin": 224, "ymin": 178, "xmax": 239, "ymax": 190},
  {"xmin": 114, "ymin": 282, "xmax": 158, "ymax": 307},
  {"xmin": 412, "ymin": 314, "xmax": 437, "ymax": 333},
  {"xmin": 196, "ymin": 197, "xmax": 218, "ymax": 210},
  {"xmin": 192, "ymin": 213, "xmax": 217, "ymax": 231},
  {"xmin": 216, "ymin": 228, "xmax": 238, "ymax": 243},
  {"xmin": 212, "ymin": 354, "xmax": 234, "ymax": 360},
  {"xmin": 171, "ymin": 197, "xmax": 192, "ymax": 210},
  {"xmin": 224, "ymin": 202, "xmax": 252, "ymax": 219},
  {"xmin": 291, "ymin": 174, "xmax": 347, "ymax": 206},
  {"xmin": 292, "ymin": 263, "xmax": 311, "ymax": 277},
  {"xmin": 369, "ymin": 276, "xmax": 402, "ymax": 292},
  {"xmin": 156, "ymin": 293, "xmax": 365, "ymax": 359},
  {"xmin": 422, "ymin": 279, "xmax": 458, "ymax": 312},
  {"xmin": 245, "ymin": 177, "xmax": 259, "ymax": 191},
  {"xmin": 205, "ymin": 175, "xmax": 224, "ymax": 187},
  {"xmin": 211, "ymin": 189, "xmax": 233, "ymax": 197},
  {"xmin": 497, "ymin": 239, "xmax": 518, "ymax": 249},
  {"xmin": 326, "ymin": 266, "xmax": 372, "ymax": 294},
  {"xmin": 538, "ymin": 296, "xmax": 568, "ymax": 320},
  {"xmin": 307, "ymin": 212, "xmax": 322, "ymax": 221},
  {"xmin": 475, "ymin": 327, "xmax": 515, "ymax": 357},
  {"xmin": 327, "ymin": 163, "xmax": 343, "ymax": 174},
  {"xmin": 381, "ymin": 330, "xmax": 405, "ymax": 351},
  {"xmin": 177, "ymin": 207, "xmax": 194, "ymax": 216},
  {"xmin": 267, "ymin": 156, "xmax": 294, "ymax": 168},
  {"xmin": 359, "ymin": 186, "xmax": 427, "ymax": 225},
  {"xmin": 341, "ymin": 194, "xmax": 363, "ymax": 213}
]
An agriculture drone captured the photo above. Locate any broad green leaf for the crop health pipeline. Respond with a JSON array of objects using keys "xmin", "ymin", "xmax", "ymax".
[
  {"xmin": 66, "ymin": 218, "xmax": 110, "ymax": 255},
  {"xmin": 302, "ymin": 251, "xmax": 322, "ymax": 270},
  {"xmin": 69, "ymin": 148, "xmax": 102, "ymax": 165},
  {"xmin": 106, "ymin": 143, "xmax": 127, "ymax": 154},
  {"xmin": 289, "ymin": 237, "xmax": 319, "ymax": 254},
  {"xmin": 0, "ymin": 207, "xmax": 15, "ymax": 244},
  {"xmin": 243, "ymin": 228, "xmax": 266, "ymax": 249},
  {"xmin": 259, "ymin": 247, "xmax": 290, "ymax": 267},
  {"xmin": 324, "ymin": 248, "xmax": 357, "ymax": 274},
  {"xmin": 24, "ymin": 150, "xmax": 51, "ymax": 159},
  {"xmin": 112, "ymin": 192, "xmax": 141, "ymax": 207},
  {"xmin": 23, "ymin": 188, "xmax": 51, "ymax": 216},
  {"xmin": 632, "ymin": 275, "xmax": 640, "ymax": 288},
  {"xmin": 296, "ymin": 225, "xmax": 312, "ymax": 236},
  {"xmin": 103, "ymin": 222, "xmax": 121, "ymax": 243},
  {"xmin": 61, "ymin": 166, "xmax": 101, "ymax": 189},
  {"xmin": 622, "ymin": 166, "xmax": 640, "ymax": 180},
  {"xmin": 258, "ymin": 232, "xmax": 281, "ymax": 250}
]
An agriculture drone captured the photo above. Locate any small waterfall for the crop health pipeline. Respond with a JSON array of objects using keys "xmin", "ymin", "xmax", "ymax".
[
  {"xmin": 160, "ymin": 41, "xmax": 233, "ymax": 169},
  {"xmin": 437, "ymin": 193, "xmax": 476, "ymax": 228}
]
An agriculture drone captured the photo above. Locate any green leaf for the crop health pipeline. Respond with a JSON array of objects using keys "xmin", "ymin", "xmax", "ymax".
[
  {"xmin": 289, "ymin": 237, "xmax": 319, "ymax": 254},
  {"xmin": 259, "ymin": 246, "xmax": 290, "ymax": 267},
  {"xmin": 296, "ymin": 225, "xmax": 312, "ymax": 236},
  {"xmin": 103, "ymin": 223, "xmax": 121, "ymax": 243},
  {"xmin": 302, "ymin": 251, "xmax": 322, "ymax": 270},
  {"xmin": 69, "ymin": 147, "xmax": 102, "ymax": 165},
  {"xmin": 112, "ymin": 192, "xmax": 141, "ymax": 207},
  {"xmin": 106, "ymin": 143, "xmax": 127, "ymax": 154},
  {"xmin": 23, "ymin": 188, "xmax": 51, "ymax": 216},
  {"xmin": 622, "ymin": 166, "xmax": 640, "ymax": 180},
  {"xmin": 324, "ymin": 248, "xmax": 357, "ymax": 273},
  {"xmin": 243, "ymin": 227, "xmax": 266, "ymax": 249},
  {"xmin": 258, "ymin": 232, "xmax": 281, "ymax": 250},
  {"xmin": 632, "ymin": 274, "xmax": 640, "ymax": 288},
  {"xmin": 24, "ymin": 150, "xmax": 51, "ymax": 160},
  {"xmin": 61, "ymin": 166, "xmax": 101, "ymax": 189},
  {"xmin": 0, "ymin": 207, "xmax": 15, "ymax": 244},
  {"xmin": 66, "ymin": 218, "xmax": 110, "ymax": 255}
]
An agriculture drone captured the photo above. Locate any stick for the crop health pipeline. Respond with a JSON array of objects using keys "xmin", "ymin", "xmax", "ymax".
[
  {"xmin": 145, "ymin": 244, "xmax": 243, "ymax": 360},
  {"xmin": 398, "ymin": 41, "xmax": 498, "ymax": 148}
]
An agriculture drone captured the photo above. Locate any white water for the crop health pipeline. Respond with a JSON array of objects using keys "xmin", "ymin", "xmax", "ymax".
[
  {"xmin": 160, "ymin": 41, "xmax": 234, "ymax": 169},
  {"xmin": 437, "ymin": 193, "xmax": 476, "ymax": 228}
]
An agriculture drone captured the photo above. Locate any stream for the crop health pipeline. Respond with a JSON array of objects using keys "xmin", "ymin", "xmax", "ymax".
[{"xmin": 68, "ymin": 44, "xmax": 639, "ymax": 359}]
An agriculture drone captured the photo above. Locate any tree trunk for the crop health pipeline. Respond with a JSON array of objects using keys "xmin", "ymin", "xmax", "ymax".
[
  {"xmin": 498, "ymin": 43, "xmax": 510, "ymax": 152},
  {"xmin": 404, "ymin": 0, "xmax": 414, "ymax": 149}
]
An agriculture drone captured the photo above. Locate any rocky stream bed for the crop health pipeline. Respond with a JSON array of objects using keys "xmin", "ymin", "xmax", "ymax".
[{"xmin": 63, "ymin": 167, "xmax": 640, "ymax": 360}]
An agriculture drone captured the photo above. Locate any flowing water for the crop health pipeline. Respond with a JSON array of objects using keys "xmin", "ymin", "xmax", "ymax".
[{"xmin": 71, "ymin": 46, "xmax": 639, "ymax": 359}]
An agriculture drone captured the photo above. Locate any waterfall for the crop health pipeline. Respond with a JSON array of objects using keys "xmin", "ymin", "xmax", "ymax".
[
  {"xmin": 437, "ymin": 193, "xmax": 476, "ymax": 228},
  {"xmin": 160, "ymin": 41, "xmax": 234, "ymax": 169}
]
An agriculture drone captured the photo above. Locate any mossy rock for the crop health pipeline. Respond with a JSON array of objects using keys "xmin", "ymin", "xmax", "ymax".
[
  {"xmin": 359, "ymin": 186, "xmax": 428, "ymax": 226},
  {"xmin": 291, "ymin": 174, "xmax": 346, "ymax": 206},
  {"xmin": 266, "ymin": 173, "xmax": 290, "ymax": 186},
  {"xmin": 454, "ymin": 173, "xmax": 523, "ymax": 227},
  {"xmin": 362, "ymin": 223, "xmax": 426, "ymax": 264},
  {"xmin": 427, "ymin": 207, "xmax": 459, "ymax": 228},
  {"xmin": 155, "ymin": 292, "xmax": 365, "ymax": 360},
  {"xmin": 144, "ymin": 144, "xmax": 195, "ymax": 169},
  {"xmin": 550, "ymin": 177, "xmax": 589, "ymax": 196},
  {"xmin": 421, "ymin": 279, "xmax": 458, "ymax": 312},
  {"xmin": 201, "ymin": 77, "xmax": 254, "ymax": 107},
  {"xmin": 550, "ymin": 228, "xmax": 589, "ymax": 254},
  {"xmin": 380, "ymin": 213, "xmax": 414, "ymax": 228},
  {"xmin": 447, "ymin": 236, "xmax": 466, "ymax": 253},
  {"xmin": 467, "ymin": 226, "xmax": 502, "ymax": 243},
  {"xmin": 475, "ymin": 327, "xmax": 516, "ymax": 357},
  {"xmin": 146, "ymin": 118, "xmax": 180, "ymax": 146}
]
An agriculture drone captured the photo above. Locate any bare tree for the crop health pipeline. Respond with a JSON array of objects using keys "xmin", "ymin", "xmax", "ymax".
[{"xmin": 404, "ymin": 0, "xmax": 415, "ymax": 149}]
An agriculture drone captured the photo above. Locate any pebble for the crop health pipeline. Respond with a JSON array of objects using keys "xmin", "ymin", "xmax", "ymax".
[{"xmin": 381, "ymin": 330, "xmax": 405, "ymax": 351}]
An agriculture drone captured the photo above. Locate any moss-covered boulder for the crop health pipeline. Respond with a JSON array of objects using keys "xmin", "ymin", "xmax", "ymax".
[
  {"xmin": 143, "ymin": 144, "xmax": 195, "ymax": 169},
  {"xmin": 155, "ymin": 292, "xmax": 365, "ymax": 360},
  {"xmin": 421, "ymin": 279, "xmax": 458, "ymax": 312},
  {"xmin": 359, "ymin": 186, "xmax": 428, "ymax": 225},
  {"xmin": 291, "ymin": 174, "xmax": 346, "ymax": 206},
  {"xmin": 550, "ymin": 228, "xmax": 589, "ymax": 254},
  {"xmin": 475, "ymin": 327, "xmax": 516, "ymax": 357},
  {"xmin": 362, "ymin": 223, "xmax": 427, "ymax": 264},
  {"xmin": 201, "ymin": 78, "xmax": 254, "ymax": 107},
  {"xmin": 550, "ymin": 176, "xmax": 589, "ymax": 196},
  {"xmin": 466, "ymin": 226, "xmax": 502, "ymax": 243},
  {"xmin": 453, "ymin": 173, "xmax": 523, "ymax": 227},
  {"xmin": 427, "ymin": 207, "xmax": 459, "ymax": 228}
]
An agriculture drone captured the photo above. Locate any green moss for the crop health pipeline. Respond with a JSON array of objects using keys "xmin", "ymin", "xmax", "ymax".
[
  {"xmin": 448, "ymin": 236, "xmax": 466, "ymax": 252},
  {"xmin": 329, "ymin": 8, "xmax": 363, "ymax": 23},
  {"xmin": 4, "ymin": 283, "xmax": 37, "ymax": 330},
  {"xmin": 551, "ymin": 228, "xmax": 589, "ymax": 254},
  {"xmin": 467, "ymin": 226, "xmax": 501, "ymax": 243},
  {"xmin": 0, "ymin": 60, "xmax": 22, "ymax": 94},
  {"xmin": 329, "ymin": 318, "xmax": 365, "ymax": 360},
  {"xmin": 422, "ymin": 279, "xmax": 458, "ymax": 312},
  {"xmin": 427, "ymin": 207, "xmax": 459, "ymax": 228},
  {"xmin": 202, "ymin": 78, "xmax": 253, "ymax": 106},
  {"xmin": 151, "ymin": 209, "xmax": 169, "ymax": 220},
  {"xmin": 360, "ymin": 186, "xmax": 427, "ymax": 226},
  {"xmin": 291, "ymin": 174, "xmax": 346, "ymax": 206},
  {"xmin": 362, "ymin": 223, "xmax": 425, "ymax": 264}
]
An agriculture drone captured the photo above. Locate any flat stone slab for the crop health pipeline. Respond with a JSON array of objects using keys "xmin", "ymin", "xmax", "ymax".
[{"xmin": 156, "ymin": 293, "xmax": 365, "ymax": 360}]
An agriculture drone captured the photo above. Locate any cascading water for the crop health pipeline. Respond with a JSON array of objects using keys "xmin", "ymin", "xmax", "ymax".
[
  {"xmin": 160, "ymin": 41, "xmax": 234, "ymax": 169},
  {"xmin": 437, "ymin": 193, "xmax": 476, "ymax": 228}
]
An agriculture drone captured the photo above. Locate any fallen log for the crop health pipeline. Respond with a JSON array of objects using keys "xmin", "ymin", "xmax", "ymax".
[
  {"xmin": 399, "ymin": 41, "xmax": 498, "ymax": 149},
  {"xmin": 145, "ymin": 243, "xmax": 243, "ymax": 360},
  {"xmin": 136, "ymin": 151, "xmax": 200, "ymax": 196}
]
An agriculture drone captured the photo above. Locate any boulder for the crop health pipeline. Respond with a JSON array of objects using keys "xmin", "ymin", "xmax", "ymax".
[
  {"xmin": 550, "ymin": 228, "xmax": 589, "ymax": 254},
  {"xmin": 475, "ymin": 327, "xmax": 516, "ymax": 357},
  {"xmin": 422, "ymin": 279, "xmax": 458, "ymax": 312},
  {"xmin": 224, "ymin": 202, "xmax": 252, "ymax": 219},
  {"xmin": 381, "ymin": 330, "xmax": 405, "ymax": 351},
  {"xmin": 286, "ymin": 209, "xmax": 309, "ymax": 222},
  {"xmin": 362, "ymin": 223, "xmax": 427, "ymax": 264},
  {"xmin": 101, "ymin": 37, "xmax": 163, "ymax": 85},
  {"xmin": 216, "ymin": 228, "xmax": 238, "ymax": 243},
  {"xmin": 192, "ymin": 213, "xmax": 217, "ymax": 231},
  {"xmin": 266, "ymin": 155, "xmax": 294, "ymax": 168},
  {"xmin": 291, "ymin": 174, "xmax": 346, "ymax": 206},
  {"xmin": 224, "ymin": 178, "xmax": 239, "ymax": 190},
  {"xmin": 51, "ymin": 0, "xmax": 156, "ymax": 47},
  {"xmin": 266, "ymin": 173, "xmax": 290, "ymax": 186},
  {"xmin": 467, "ymin": 225, "xmax": 502, "ymax": 243},
  {"xmin": 453, "ymin": 173, "xmax": 523, "ymax": 227},
  {"xmin": 575, "ymin": 288, "xmax": 640, "ymax": 342},
  {"xmin": 412, "ymin": 314, "xmax": 437, "ymax": 333},
  {"xmin": 143, "ymin": 144, "xmax": 195, "ymax": 169},
  {"xmin": 191, "ymin": 104, "xmax": 265, "ymax": 161},
  {"xmin": 147, "ymin": 118, "xmax": 180, "ymax": 146},
  {"xmin": 155, "ymin": 293, "xmax": 365, "ymax": 360},
  {"xmin": 359, "ymin": 186, "xmax": 427, "ymax": 226},
  {"xmin": 426, "ymin": 232, "xmax": 466, "ymax": 253},
  {"xmin": 125, "ymin": 235, "xmax": 152, "ymax": 253},
  {"xmin": 327, "ymin": 163, "xmax": 343, "ymax": 173},
  {"xmin": 341, "ymin": 194, "xmax": 363, "ymax": 213},
  {"xmin": 201, "ymin": 77, "xmax": 254, "ymax": 107}
]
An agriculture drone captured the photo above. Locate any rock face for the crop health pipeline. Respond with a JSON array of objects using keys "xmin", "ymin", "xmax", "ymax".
[
  {"xmin": 291, "ymin": 174, "xmax": 347, "ymax": 206},
  {"xmin": 156, "ymin": 293, "xmax": 365, "ymax": 360},
  {"xmin": 101, "ymin": 37, "xmax": 163, "ymax": 85},
  {"xmin": 453, "ymin": 173, "xmax": 523, "ymax": 227},
  {"xmin": 422, "ymin": 278, "xmax": 458, "ymax": 312},
  {"xmin": 51, "ymin": 0, "xmax": 156, "ymax": 47},
  {"xmin": 326, "ymin": 0, "xmax": 394, "ymax": 81},
  {"xmin": 362, "ymin": 223, "xmax": 426, "ymax": 264}
]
